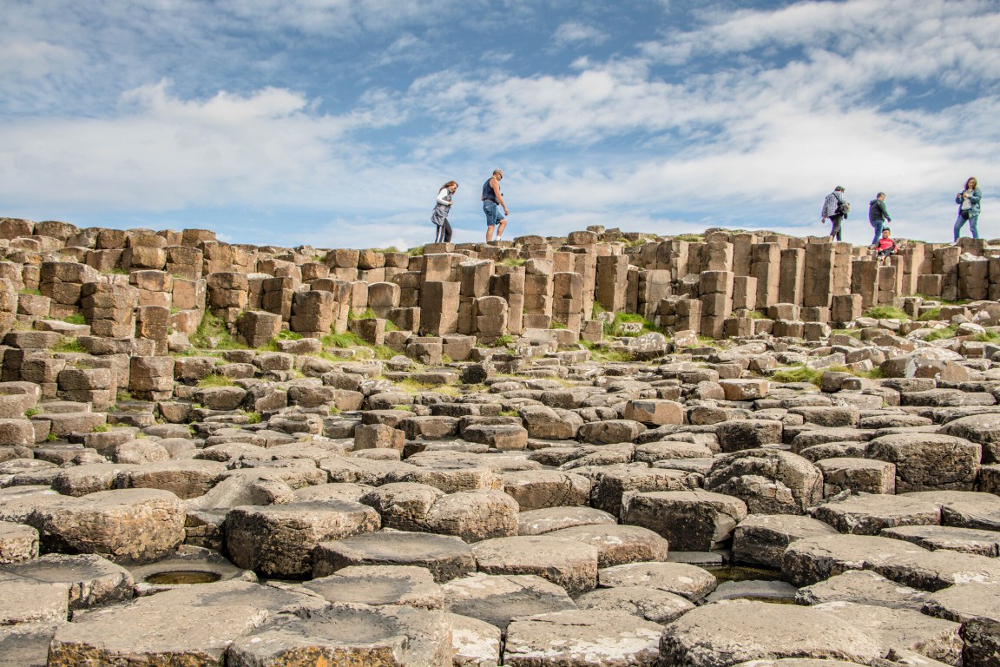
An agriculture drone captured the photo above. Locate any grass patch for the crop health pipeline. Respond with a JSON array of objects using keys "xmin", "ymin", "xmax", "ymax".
[
  {"xmin": 91, "ymin": 424, "xmax": 109, "ymax": 433},
  {"xmin": 18, "ymin": 288, "xmax": 43, "ymax": 297},
  {"xmin": 550, "ymin": 321, "xmax": 568, "ymax": 330},
  {"xmin": 973, "ymin": 331, "xmax": 1000, "ymax": 344},
  {"xmin": 830, "ymin": 328, "xmax": 861, "ymax": 338},
  {"xmin": 592, "ymin": 302, "xmax": 607, "ymax": 319},
  {"xmin": 394, "ymin": 378, "xmax": 461, "ymax": 396},
  {"xmin": 581, "ymin": 339, "xmax": 635, "ymax": 362},
  {"xmin": 918, "ymin": 307, "xmax": 942, "ymax": 321},
  {"xmin": 674, "ymin": 233, "xmax": 704, "ymax": 243},
  {"xmin": 863, "ymin": 306, "xmax": 909, "ymax": 320},
  {"xmin": 276, "ymin": 330, "xmax": 303, "ymax": 340},
  {"xmin": 329, "ymin": 406, "xmax": 340, "ymax": 415},
  {"xmin": 63, "ymin": 313, "xmax": 87, "ymax": 325},
  {"xmin": 323, "ymin": 331, "xmax": 368, "ymax": 348},
  {"xmin": 191, "ymin": 310, "xmax": 245, "ymax": 350},
  {"xmin": 407, "ymin": 246, "xmax": 425, "ymax": 256},
  {"xmin": 349, "ymin": 308, "xmax": 377, "ymax": 321},
  {"xmin": 245, "ymin": 411, "xmax": 262, "ymax": 424},
  {"xmin": 46, "ymin": 433, "xmax": 59, "ymax": 442},
  {"xmin": 53, "ymin": 337, "xmax": 85, "ymax": 354},
  {"xmin": 924, "ymin": 325, "xmax": 958, "ymax": 342},
  {"xmin": 197, "ymin": 373, "xmax": 235, "ymax": 388},
  {"xmin": 604, "ymin": 312, "xmax": 658, "ymax": 337},
  {"xmin": 499, "ymin": 409, "xmax": 520, "ymax": 417},
  {"xmin": 770, "ymin": 364, "xmax": 823, "ymax": 386},
  {"xmin": 492, "ymin": 334, "xmax": 516, "ymax": 347},
  {"xmin": 374, "ymin": 246, "xmax": 400, "ymax": 254},
  {"xmin": 499, "ymin": 257, "xmax": 526, "ymax": 267},
  {"xmin": 25, "ymin": 408, "xmax": 39, "ymax": 418}
]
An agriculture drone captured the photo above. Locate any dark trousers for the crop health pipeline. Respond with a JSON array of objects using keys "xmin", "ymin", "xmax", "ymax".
[
  {"xmin": 829, "ymin": 215, "xmax": 844, "ymax": 241},
  {"xmin": 434, "ymin": 219, "xmax": 452, "ymax": 243}
]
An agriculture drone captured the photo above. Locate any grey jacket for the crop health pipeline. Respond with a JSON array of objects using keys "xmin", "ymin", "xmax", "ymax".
[{"xmin": 823, "ymin": 192, "xmax": 847, "ymax": 219}]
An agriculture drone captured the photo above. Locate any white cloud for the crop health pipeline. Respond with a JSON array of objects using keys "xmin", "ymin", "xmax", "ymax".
[{"xmin": 552, "ymin": 21, "xmax": 608, "ymax": 47}]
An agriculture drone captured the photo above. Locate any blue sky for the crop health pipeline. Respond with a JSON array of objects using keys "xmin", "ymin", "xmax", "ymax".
[{"xmin": 2, "ymin": 0, "xmax": 998, "ymax": 249}]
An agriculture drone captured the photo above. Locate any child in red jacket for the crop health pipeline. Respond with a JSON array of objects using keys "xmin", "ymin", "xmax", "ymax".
[{"xmin": 875, "ymin": 228, "xmax": 899, "ymax": 263}]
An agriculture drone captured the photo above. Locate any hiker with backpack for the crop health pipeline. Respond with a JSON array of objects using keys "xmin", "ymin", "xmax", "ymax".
[
  {"xmin": 953, "ymin": 176, "xmax": 982, "ymax": 242},
  {"xmin": 868, "ymin": 192, "xmax": 891, "ymax": 246},
  {"xmin": 821, "ymin": 186, "xmax": 850, "ymax": 241}
]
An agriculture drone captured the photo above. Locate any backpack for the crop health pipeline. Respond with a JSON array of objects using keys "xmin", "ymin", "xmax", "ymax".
[{"xmin": 836, "ymin": 200, "xmax": 851, "ymax": 216}]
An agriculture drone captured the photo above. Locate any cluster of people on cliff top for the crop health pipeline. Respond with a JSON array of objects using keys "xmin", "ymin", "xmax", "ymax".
[
  {"xmin": 821, "ymin": 177, "xmax": 983, "ymax": 260},
  {"xmin": 430, "ymin": 168, "xmax": 509, "ymax": 245}
]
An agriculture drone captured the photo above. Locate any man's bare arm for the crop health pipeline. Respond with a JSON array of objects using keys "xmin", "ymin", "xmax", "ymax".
[{"xmin": 491, "ymin": 178, "xmax": 508, "ymax": 214}]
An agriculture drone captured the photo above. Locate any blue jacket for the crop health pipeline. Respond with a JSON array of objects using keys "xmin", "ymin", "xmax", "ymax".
[{"xmin": 956, "ymin": 187, "xmax": 982, "ymax": 216}]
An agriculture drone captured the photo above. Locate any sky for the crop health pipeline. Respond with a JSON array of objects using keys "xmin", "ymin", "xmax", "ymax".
[{"xmin": 1, "ymin": 0, "xmax": 999, "ymax": 250}]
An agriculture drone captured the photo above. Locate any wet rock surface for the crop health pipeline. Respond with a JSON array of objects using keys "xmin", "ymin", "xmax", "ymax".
[{"xmin": 6, "ymin": 223, "xmax": 1000, "ymax": 664}]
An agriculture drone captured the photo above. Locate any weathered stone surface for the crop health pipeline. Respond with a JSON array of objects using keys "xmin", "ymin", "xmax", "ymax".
[
  {"xmin": 659, "ymin": 600, "xmax": 883, "ymax": 667},
  {"xmin": 0, "ymin": 577, "xmax": 69, "ymax": 625},
  {"xmin": 598, "ymin": 561, "xmax": 717, "ymax": 602},
  {"xmin": 504, "ymin": 610, "xmax": 661, "ymax": 667},
  {"xmin": 313, "ymin": 530, "xmax": 475, "ymax": 583},
  {"xmin": 471, "ymin": 535, "xmax": 599, "ymax": 596},
  {"xmin": 517, "ymin": 506, "xmax": 617, "ymax": 536},
  {"xmin": 866, "ymin": 433, "xmax": 981, "ymax": 492},
  {"xmin": 733, "ymin": 513, "xmax": 838, "ymax": 568},
  {"xmin": 704, "ymin": 449, "xmax": 823, "ymax": 515},
  {"xmin": 226, "ymin": 500, "xmax": 380, "ymax": 578},
  {"xmin": 810, "ymin": 492, "xmax": 941, "ymax": 535},
  {"xmin": 3, "ymin": 553, "xmax": 133, "ymax": 610},
  {"xmin": 501, "ymin": 469, "xmax": 591, "ymax": 510},
  {"xmin": 576, "ymin": 585, "xmax": 694, "ymax": 624},
  {"xmin": 0, "ymin": 520, "xmax": 38, "ymax": 563},
  {"xmin": 0, "ymin": 622, "xmax": 59, "ymax": 667},
  {"xmin": 358, "ymin": 481, "xmax": 444, "ymax": 531},
  {"xmin": 422, "ymin": 490, "xmax": 519, "ymax": 542},
  {"xmin": 302, "ymin": 565, "xmax": 443, "ymax": 609},
  {"xmin": 442, "ymin": 572, "xmax": 576, "ymax": 630},
  {"xmin": 28, "ymin": 488, "xmax": 185, "ymax": 564},
  {"xmin": 622, "ymin": 490, "xmax": 747, "ymax": 551},
  {"xmin": 47, "ymin": 580, "xmax": 326, "ymax": 667},
  {"xmin": 547, "ymin": 523, "xmax": 669, "ymax": 568},
  {"xmin": 882, "ymin": 523, "xmax": 1000, "ymax": 556},
  {"xmin": 796, "ymin": 569, "xmax": 928, "ymax": 611}
]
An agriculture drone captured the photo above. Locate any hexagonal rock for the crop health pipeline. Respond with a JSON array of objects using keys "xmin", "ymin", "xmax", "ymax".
[
  {"xmin": 813, "ymin": 601, "xmax": 962, "ymax": 665},
  {"xmin": 782, "ymin": 534, "xmax": 928, "ymax": 587},
  {"xmin": 462, "ymin": 424, "xmax": 528, "ymax": 451},
  {"xmin": 471, "ymin": 535, "xmax": 599, "ymax": 596},
  {"xmin": 302, "ymin": 565, "xmax": 443, "ymax": 609},
  {"xmin": 4, "ymin": 553, "xmax": 133, "ymax": 610},
  {"xmin": 517, "ymin": 506, "xmax": 617, "ymax": 536},
  {"xmin": 0, "ymin": 520, "xmax": 38, "ymax": 563},
  {"xmin": 504, "ymin": 610, "xmax": 661, "ymax": 667},
  {"xmin": 500, "ymin": 469, "xmax": 590, "ymax": 511},
  {"xmin": 313, "ymin": 530, "xmax": 475, "ymax": 583},
  {"xmin": 938, "ymin": 413, "xmax": 1000, "ymax": 462},
  {"xmin": 227, "ymin": 603, "xmax": 453, "ymax": 667},
  {"xmin": 0, "ymin": 622, "xmax": 61, "ymax": 667},
  {"xmin": 622, "ymin": 490, "xmax": 747, "ymax": 551},
  {"xmin": 442, "ymin": 573, "xmax": 576, "ymax": 631},
  {"xmin": 704, "ymin": 449, "xmax": 823, "ymax": 515},
  {"xmin": 924, "ymin": 582, "xmax": 1000, "ymax": 624},
  {"xmin": 447, "ymin": 612, "xmax": 502, "ymax": 667},
  {"xmin": 598, "ymin": 561, "xmax": 717, "ymax": 601},
  {"xmin": 810, "ymin": 493, "xmax": 941, "ymax": 536},
  {"xmin": 903, "ymin": 490, "xmax": 1000, "ymax": 531},
  {"xmin": 423, "ymin": 490, "xmax": 519, "ymax": 542},
  {"xmin": 122, "ymin": 459, "xmax": 228, "ymax": 500},
  {"xmin": 881, "ymin": 524, "xmax": 1000, "ymax": 557},
  {"xmin": 716, "ymin": 419, "xmax": 783, "ymax": 452},
  {"xmin": 0, "ymin": 577, "xmax": 69, "ymax": 626},
  {"xmin": 575, "ymin": 585, "xmax": 694, "ymax": 624},
  {"xmin": 659, "ymin": 600, "xmax": 884, "ymax": 667},
  {"xmin": 577, "ymin": 419, "xmax": 647, "ymax": 445},
  {"xmin": 225, "ymin": 500, "xmax": 380, "ymax": 579},
  {"xmin": 359, "ymin": 482, "xmax": 444, "ymax": 531},
  {"xmin": 719, "ymin": 379, "xmax": 770, "ymax": 401},
  {"xmin": 47, "ymin": 580, "xmax": 325, "ymax": 667},
  {"xmin": 796, "ymin": 570, "xmax": 928, "ymax": 611},
  {"xmin": 732, "ymin": 514, "xmax": 839, "ymax": 568},
  {"xmin": 547, "ymin": 524, "xmax": 668, "ymax": 568},
  {"xmin": 623, "ymin": 399, "xmax": 683, "ymax": 426},
  {"xmin": 790, "ymin": 405, "xmax": 860, "ymax": 428},
  {"xmin": 866, "ymin": 433, "xmax": 981, "ymax": 492},
  {"xmin": 29, "ymin": 488, "xmax": 185, "ymax": 564},
  {"xmin": 816, "ymin": 457, "xmax": 896, "ymax": 495},
  {"xmin": 591, "ymin": 466, "xmax": 701, "ymax": 517}
]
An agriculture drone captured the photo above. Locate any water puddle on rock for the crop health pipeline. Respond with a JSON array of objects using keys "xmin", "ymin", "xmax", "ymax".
[
  {"xmin": 145, "ymin": 570, "xmax": 222, "ymax": 585},
  {"xmin": 704, "ymin": 565, "xmax": 784, "ymax": 583}
]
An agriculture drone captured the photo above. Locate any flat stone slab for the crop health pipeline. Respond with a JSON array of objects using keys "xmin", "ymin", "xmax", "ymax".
[
  {"xmin": 47, "ymin": 580, "xmax": 325, "ymax": 666},
  {"xmin": 865, "ymin": 433, "xmax": 980, "ymax": 492},
  {"xmin": 622, "ymin": 489, "xmax": 747, "ymax": 551},
  {"xmin": 517, "ymin": 506, "xmax": 617, "ymax": 536},
  {"xmin": 576, "ymin": 585, "xmax": 694, "ymax": 623},
  {"xmin": 903, "ymin": 490, "xmax": 1000, "ymax": 531},
  {"xmin": 303, "ymin": 565, "xmax": 443, "ymax": 609},
  {"xmin": 226, "ymin": 603, "xmax": 453, "ymax": 667},
  {"xmin": 471, "ymin": 535, "xmax": 599, "ymax": 596},
  {"xmin": 598, "ymin": 561, "xmax": 717, "ymax": 601},
  {"xmin": 733, "ymin": 514, "xmax": 839, "ymax": 568},
  {"xmin": 547, "ymin": 524, "xmax": 669, "ymax": 568},
  {"xmin": 500, "ymin": 469, "xmax": 591, "ymax": 511},
  {"xmin": 705, "ymin": 579, "xmax": 798, "ymax": 604},
  {"xmin": 313, "ymin": 530, "xmax": 475, "ymax": 583},
  {"xmin": 0, "ymin": 623, "xmax": 60, "ymax": 667},
  {"xmin": 881, "ymin": 524, "xmax": 1000, "ymax": 557},
  {"xmin": 810, "ymin": 492, "xmax": 941, "ymax": 535},
  {"xmin": 796, "ymin": 570, "xmax": 928, "ymax": 611},
  {"xmin": 659, "ymin": 600, "xmax": 884, "ymax": 667},
  {"xmin": 0, "ymin": 576, "xmax": 69, "ymax": 625},
  {"xmin": 924, "ymin": 582, "xmax": 1000, "ymax": 623},
  {"xmin": 422, "ymin": 490, "xmax": 519, "ymax": 542},
  {"xmin": 504, "ymin": 610, "xmax": 661, "ymax": 666},
  {"xmin": 0, "ymin": 520, "xmax": 38, "ymax": 564},
  {"xmin": 4, "ymin": 553, "xmax": 133, "ymax": 610},
  {"xmin": 226, "ymin": 500, "xmax": 380, "ymax": 579},
  {"xmin": 129, "ymin": 545, "xmax": 256, "ymax": 596},
  {"xmin": 358, "ymin": 482, "xmax": 444, "ymax": 531},
  {"xmin": 442, "ymin": 572, "xmax": 576, "ymax": 630},
  {"xmin": 813, "ymin": 601, "xmax": 962, "ymax": 665},
  {"xmin": 447, "ymin": 612, "xmax": 502, "ymax": 667},
  {"xmin": 28, "ymin": 488, "xmax": 185, "ymax": 564}
]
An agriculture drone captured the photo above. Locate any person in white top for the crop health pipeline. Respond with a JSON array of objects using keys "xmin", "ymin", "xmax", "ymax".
[{"xmin": 432, "ymin": 181, "xmax": 457, "ymax": 243}]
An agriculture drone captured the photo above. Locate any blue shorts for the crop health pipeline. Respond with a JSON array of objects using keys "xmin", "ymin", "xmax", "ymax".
[{"xmin": 483, "ymin": 201, "xmax": 506, "ymax": 227}]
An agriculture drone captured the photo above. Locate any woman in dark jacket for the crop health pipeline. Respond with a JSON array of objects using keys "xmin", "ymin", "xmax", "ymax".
[{"xmin": 953, "ymin": 176, "xmax": 982, "ymax": 241}]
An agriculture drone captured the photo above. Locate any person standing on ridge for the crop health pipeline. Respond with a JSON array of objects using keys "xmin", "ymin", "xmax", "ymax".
[
  {"xmin": 432, "ymin": 181, "xmax": 457, "ymax": 243},
  {"xmin": 821, "ymin": 186, "xmax": 849, "ymax": 242},
  {"xmin": 482, "ymin": 168, "xmax": 508, "ymax": 243},
  {"xmin": 954, "ymin": 176, "xmax": 982, "ymax": 242},
  {"xmin": 868, "ymin": 192, "xmax": 891, "ymax": 246}
]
